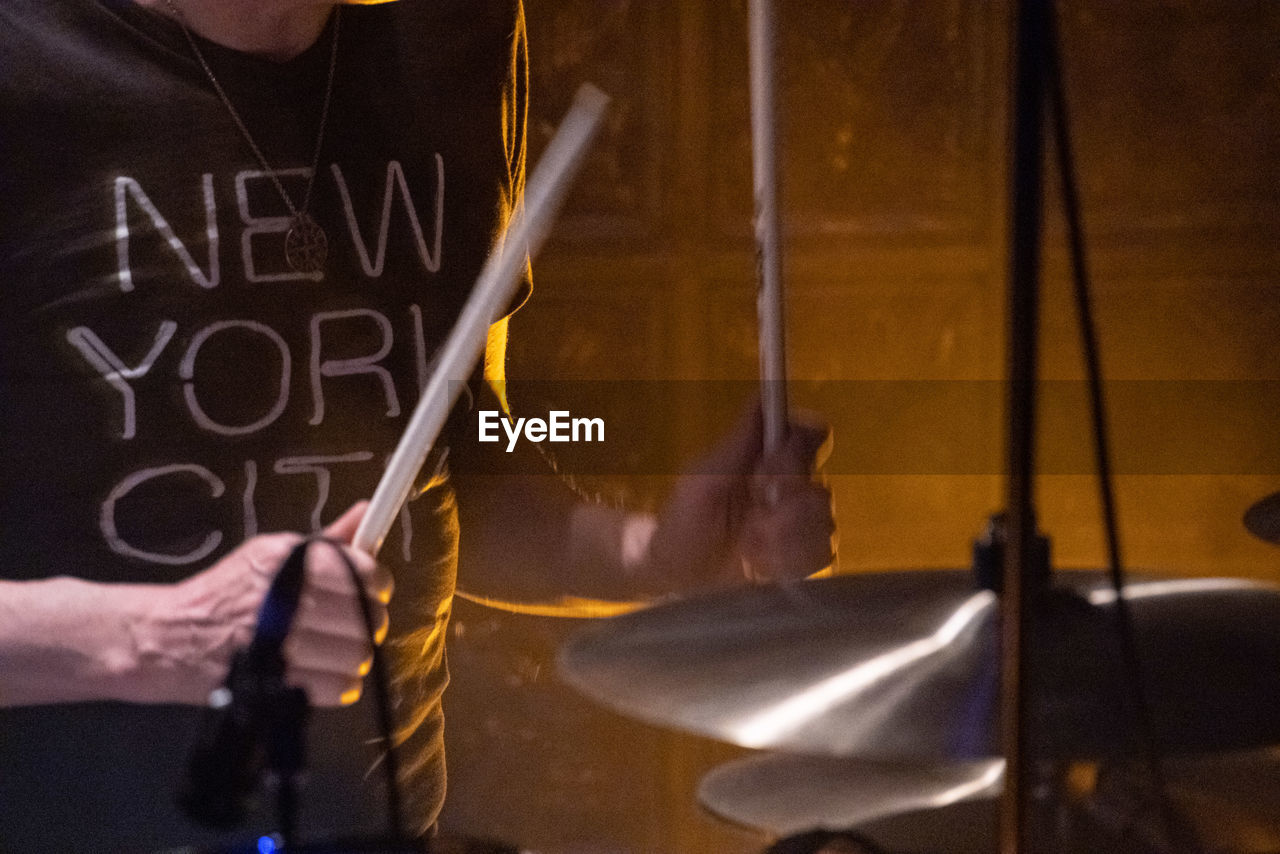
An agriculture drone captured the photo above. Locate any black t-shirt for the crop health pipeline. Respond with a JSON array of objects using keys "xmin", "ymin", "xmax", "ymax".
[{"xmin": 0, "ymin": 0, "xmax": 527, "ymax": 848}]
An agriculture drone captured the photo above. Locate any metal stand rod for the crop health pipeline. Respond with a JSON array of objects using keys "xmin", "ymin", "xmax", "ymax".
[{"xmin": 1000, "ymin": 0, "xmax": 1050, "ymax": 852}]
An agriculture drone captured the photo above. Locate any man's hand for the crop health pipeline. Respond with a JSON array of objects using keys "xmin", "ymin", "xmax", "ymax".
[
  {"xmin": 143, "ymin": 502, "xmax": 392, "ymax": 707},
  {"xmin": 646, "ymin": 404, "xmax": 837, "ymax": 591}
]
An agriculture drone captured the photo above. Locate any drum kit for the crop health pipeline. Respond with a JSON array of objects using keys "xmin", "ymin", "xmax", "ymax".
[
  {"xmin": 557, "ymin": 510, "xmax": 1280, "ymax": 853},
  {"xmin": 552, "ymin": 0, "xmax": 1280, "ymax": 848},
  {"xmin": 172, "ymin": 0, "xmax": 1279, "ymax": 849}
]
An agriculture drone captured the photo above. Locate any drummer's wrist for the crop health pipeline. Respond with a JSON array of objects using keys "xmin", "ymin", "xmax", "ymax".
[
  {"xmin": 619, "ymin": 512, "xmax": 659, "ymax": 576},
  {"xmin": 0, "ymin": 576, "xmax": 184, "ymax": 706},
  {"xmin": 567, "ymin": 504, "xmax": 659, "ymax": 589},
  {"xmin": 55, "ymin": 577, "xmax": 211, "ymax": 705}
]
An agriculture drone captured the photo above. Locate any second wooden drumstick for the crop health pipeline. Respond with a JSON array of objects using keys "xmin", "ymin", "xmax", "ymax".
[{"xmin": 353, "ymin": 84, "xmax": 610, "ymax": 557}]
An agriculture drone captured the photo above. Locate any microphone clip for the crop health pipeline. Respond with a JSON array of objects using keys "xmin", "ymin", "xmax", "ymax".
[{"xmin": 180, "ymin": 541, "xmax": 314, "ymax": 831}]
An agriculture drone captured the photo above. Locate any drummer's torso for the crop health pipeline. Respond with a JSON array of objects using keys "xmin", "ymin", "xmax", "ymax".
[
  {"xmin": 0, "ymin": 0, "xmax": 524, "ymax": 847},
  {"xmin": 0, "ymin": 0, "xmax": 521, "ymax": 589}
]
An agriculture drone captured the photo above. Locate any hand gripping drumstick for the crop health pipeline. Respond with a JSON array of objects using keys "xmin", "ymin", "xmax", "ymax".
[
  {"xmin": 749, "ymin": 0, "xmax": 788, "ymax": 453},
  {"xmin": 353, "ymin": 84, "xmax": 610, "ymax": 557}
]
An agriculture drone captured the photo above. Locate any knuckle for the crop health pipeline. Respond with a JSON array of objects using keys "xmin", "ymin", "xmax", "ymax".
[
  {"xmin": 340, "ymin": 678, "xmax": 364, "ymax": 706},
  {"xmin": 346, "ymin": 548, "xmax": 376, "ymax": 574},
  {"xmin": 372, "ymin": 567, "xmax": 395, "ymax": 603},
  {"xmin": 311, "ymin": 687, "xmax": 340, "ymax": 708},
  {"xmin": 299, "ymin": 673, "xmax": 365, "ymax": 708},
  {"xmin": 305, "ymin": 547, "xmax": 345, "ymax": 579},
  {"xmin": 763, "ymin": 512, "xmax": 792, "ymax": 538},
  {"xmin": 242, "ymin": 532, "xmax": 300, "ymax": 567},
  {"xmin": 337, "ymin": 650, "xmax": 368, "ymax": 679}
]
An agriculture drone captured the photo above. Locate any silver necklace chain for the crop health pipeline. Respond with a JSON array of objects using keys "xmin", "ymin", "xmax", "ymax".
[{"xmin": 163, "ymin": 0, "xmax": 340, "ymax": 274}]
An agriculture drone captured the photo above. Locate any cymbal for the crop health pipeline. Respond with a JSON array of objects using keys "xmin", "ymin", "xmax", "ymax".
[
  {"xmin": 698, "ymin": 754, "xmax": 1003, "ymax": 836},
  {"xmin": 558, "ymin": 571, "xmax": 1280, "ymax": 760},
  {"xmin": 705, "ymin": 750, "xmax": 1280, "ymax": 853},
  {"xmin": 1245, "ymin": 491, "xmax": 1280, "ymax": 545}
]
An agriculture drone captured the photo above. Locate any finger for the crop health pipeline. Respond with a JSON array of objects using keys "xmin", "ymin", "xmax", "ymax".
[
  {"xmin": 740, "ymin": 534, "xmax": 836, "ymax": 583},
  {"xmin": 738, "ymin": 486, "xmax": 837, "ymax": 581},
  {"xmin": 757, "ymin": 420, "xmax": 832, "ymax": 479},
  {"xmin": 283, "ymin": 626, "xmax": 374, "ymax": 678},
  {"xmin": 286, "ymin": 667, "xmax": 365, "ymax": 708},
  {"xmin": 323, "ymin": 501, "xmax": 369, "ymax": 544},
  {"xmin": 748, "ymin": 473, "xmax": 807, "ymax": 507},
  {"xmin": 294, "ymin": 587, "xmax": 391, "ymax": 644},
  {"xmin": 786, "ymin": 410, "xmax": 833, "ymax": 469},
  {"xmin": 237, "ymin": 532, "xmax": 306, "ymax": 580},
  {"xmin": 694, "ymin": 398, "xmax": 764, "ymax": 476},
  {"xmin": 303, "ymin": 544, "xmax": 394, "ymax": 603}
]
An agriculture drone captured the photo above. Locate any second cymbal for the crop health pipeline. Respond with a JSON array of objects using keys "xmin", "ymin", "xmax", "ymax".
[{"xmin": 698, "ymin": 753, "xmax": 1003, "ymax": 836}]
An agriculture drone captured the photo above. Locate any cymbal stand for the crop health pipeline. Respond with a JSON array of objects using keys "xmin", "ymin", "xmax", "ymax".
[
  {"xmin": 998, "ymin": 2, "xmax": 1193, "ymax": 852},
  {"xmin": 998, "ymin": 0, "xmax": 1050, "ymax": 848}
]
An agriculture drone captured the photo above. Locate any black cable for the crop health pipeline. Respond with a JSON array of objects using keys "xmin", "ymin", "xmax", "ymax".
[
  {"xmin": 1041, "ymin": 5, "xmax": 1195, "ymax": 851},
  {"xmin": 180, "ymin": 537, "xmax": 408, "ymax": 844},
  {"xmin": 311, "ymin": 536, "xmax": 408, "ymax": 843}
]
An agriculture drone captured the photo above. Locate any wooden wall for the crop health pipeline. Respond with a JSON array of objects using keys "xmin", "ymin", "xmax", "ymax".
[{"xmin": 438, "ymin": 2, "xmax": 1280, "ymax": 851}]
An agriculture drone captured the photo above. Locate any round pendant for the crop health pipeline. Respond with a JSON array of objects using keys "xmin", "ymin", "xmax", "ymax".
[{"xmin": 285, "ymin": 213, "xmax": 328, "ymax": 274}]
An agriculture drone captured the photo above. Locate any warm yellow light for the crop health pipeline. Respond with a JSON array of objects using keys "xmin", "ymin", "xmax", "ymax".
[{"xmin": 454, "ymin": 589, "xmax": 646, "ymax": 619}]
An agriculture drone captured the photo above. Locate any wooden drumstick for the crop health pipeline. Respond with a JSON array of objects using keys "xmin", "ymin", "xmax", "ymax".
[
  {"xmin": 749, "ymin": 0, "xmax": 788, "ymax": 452},
  {"xmin": 353, "ymin": 84, "xmax": 610, "ymax": 557}
]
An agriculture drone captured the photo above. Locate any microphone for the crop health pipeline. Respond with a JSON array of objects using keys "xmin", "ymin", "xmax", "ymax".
[
  {"xmin": 179, "ymin": 647, "xmax": 271, "ymax": 827},
  {"xmin": 179, "ymin": 541, "xmax": 312, "ymax": 829}
]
